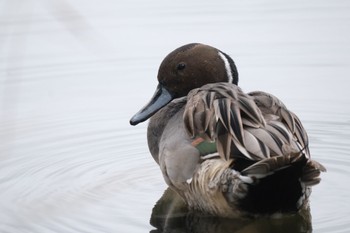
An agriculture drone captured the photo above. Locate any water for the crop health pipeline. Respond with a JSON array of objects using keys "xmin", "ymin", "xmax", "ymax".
[{"xmin": 0, "ymin": 0, "xmax": 349, "ymax": 232}]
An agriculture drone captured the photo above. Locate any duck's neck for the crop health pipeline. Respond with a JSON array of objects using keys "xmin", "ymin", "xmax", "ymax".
[{"xmin": 147, "ymin": 97, "xmax": 187, "ymax": 164}]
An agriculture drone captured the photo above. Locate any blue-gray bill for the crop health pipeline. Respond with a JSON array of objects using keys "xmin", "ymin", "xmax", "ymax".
[{"xmin": 130, "ymin": 84, "xmax": 173, "ymax": 125}]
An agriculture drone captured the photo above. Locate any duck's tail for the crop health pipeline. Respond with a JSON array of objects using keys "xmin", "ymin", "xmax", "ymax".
[{"xmin": 229, "ymin": 152, "xmax": 326, "ymax": 216}]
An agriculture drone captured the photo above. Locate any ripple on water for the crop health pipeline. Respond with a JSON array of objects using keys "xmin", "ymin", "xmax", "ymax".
[
  {"xmin": 0, "ymin": 114, "xmax": 164, "ymax": 233},
  {"xmin": 1, "ymin": 113, "xmax": 350, "ymax": 233},
  {"xmin": 306, "ymin": 120, "xmax": 350, "ymax": 233}
]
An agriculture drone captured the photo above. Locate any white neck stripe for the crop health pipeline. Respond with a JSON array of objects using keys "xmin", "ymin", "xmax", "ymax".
[{"xmin": 218, "ymin": 51, "xmax": 233, "ymax": 83}]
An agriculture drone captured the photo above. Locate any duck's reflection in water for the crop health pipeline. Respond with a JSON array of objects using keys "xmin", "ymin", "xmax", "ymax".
[{"xmin": 150, "ymin": 188, "xmax": 312, "ymax": 233}]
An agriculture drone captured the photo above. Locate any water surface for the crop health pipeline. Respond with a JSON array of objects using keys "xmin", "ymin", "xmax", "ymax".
[{"xmin": 1, "ymin": 0, "xmax": 350, "ymax": 232}]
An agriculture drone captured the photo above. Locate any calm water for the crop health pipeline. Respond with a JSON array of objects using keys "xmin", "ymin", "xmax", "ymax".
[{"xmin": 1, "ymin": 0, "xmax": 350, "ymax": 232}]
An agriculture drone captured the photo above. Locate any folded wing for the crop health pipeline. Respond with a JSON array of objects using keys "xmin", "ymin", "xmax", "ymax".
[{"xmin": 184, "ymin": 83, "xmax": 312, "ymax": 162}]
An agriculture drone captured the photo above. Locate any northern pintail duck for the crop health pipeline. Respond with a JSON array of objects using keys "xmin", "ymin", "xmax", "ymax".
[{"xmin": 130, "ymin": 43, "xmax": 325, "ymax": 217}]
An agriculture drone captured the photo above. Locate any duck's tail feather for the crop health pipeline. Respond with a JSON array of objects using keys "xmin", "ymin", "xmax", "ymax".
[{"xmin": 228, "ymin": 152, "xmax": 325, "ymax": 215}]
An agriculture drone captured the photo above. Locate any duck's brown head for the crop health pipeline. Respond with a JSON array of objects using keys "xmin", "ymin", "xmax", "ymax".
[{"xmin": 130, "ymin": 43, "xmax": 238, "ymax": 125}]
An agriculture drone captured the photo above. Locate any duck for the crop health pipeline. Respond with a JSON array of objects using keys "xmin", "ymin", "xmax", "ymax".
[{"xmin": 130, "ymin": 43, "xmax": 325, "ymax": 218}]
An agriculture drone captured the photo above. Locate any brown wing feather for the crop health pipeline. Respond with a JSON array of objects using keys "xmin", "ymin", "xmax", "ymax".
[
  {"xmin": 184, "ymin": 83, "xmax": 316, "ymax": 163},
  {"xmin": 183, "ymin": 83, "xmax": 325, "ymax": 206},
  {"xmin": 184, "ymin": 83, "xmax": 265, "ymax": 161},
  {"xmin": 248, "ymin": 91, "xmax": 311, "ymax": 158}
]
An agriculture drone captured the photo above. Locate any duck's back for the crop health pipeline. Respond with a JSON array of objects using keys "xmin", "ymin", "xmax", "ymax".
[
  {"xmin": 185, "ymin": 84, "xmax": 296, "ymax": 159},
  {"xmin": 180, "ymin": 83, "xmax": 325, "ymax": 215}
]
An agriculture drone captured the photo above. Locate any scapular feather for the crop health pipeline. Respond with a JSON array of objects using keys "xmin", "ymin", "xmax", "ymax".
[{"xmin": 184, "ymin": 83, "xmax": 319, "ymax": 164}]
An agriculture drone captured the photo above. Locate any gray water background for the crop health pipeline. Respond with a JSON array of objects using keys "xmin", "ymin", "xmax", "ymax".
[{"xmin": 1, "ymin": 0, "xmax": 350, "ymax": 232}]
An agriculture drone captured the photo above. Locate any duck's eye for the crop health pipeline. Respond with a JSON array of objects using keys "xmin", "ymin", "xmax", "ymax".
[{"xmin": 177, "ymin": 62, "xmax": 186, "ymax": 71}]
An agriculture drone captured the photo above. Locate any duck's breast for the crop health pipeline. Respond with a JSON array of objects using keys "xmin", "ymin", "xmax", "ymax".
[
  {"xmin": 158, "ymin": 107, "xmax": 201, "ymax": 189},
  {"xmin": 148, "ymin": 98, "xmax": 200, "ymax": 189}
]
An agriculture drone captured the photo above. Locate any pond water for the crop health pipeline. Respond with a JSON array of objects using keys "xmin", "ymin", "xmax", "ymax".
[{"xmin": 1, "ymin": 0, "xmax": 350, "ymax": 232}]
